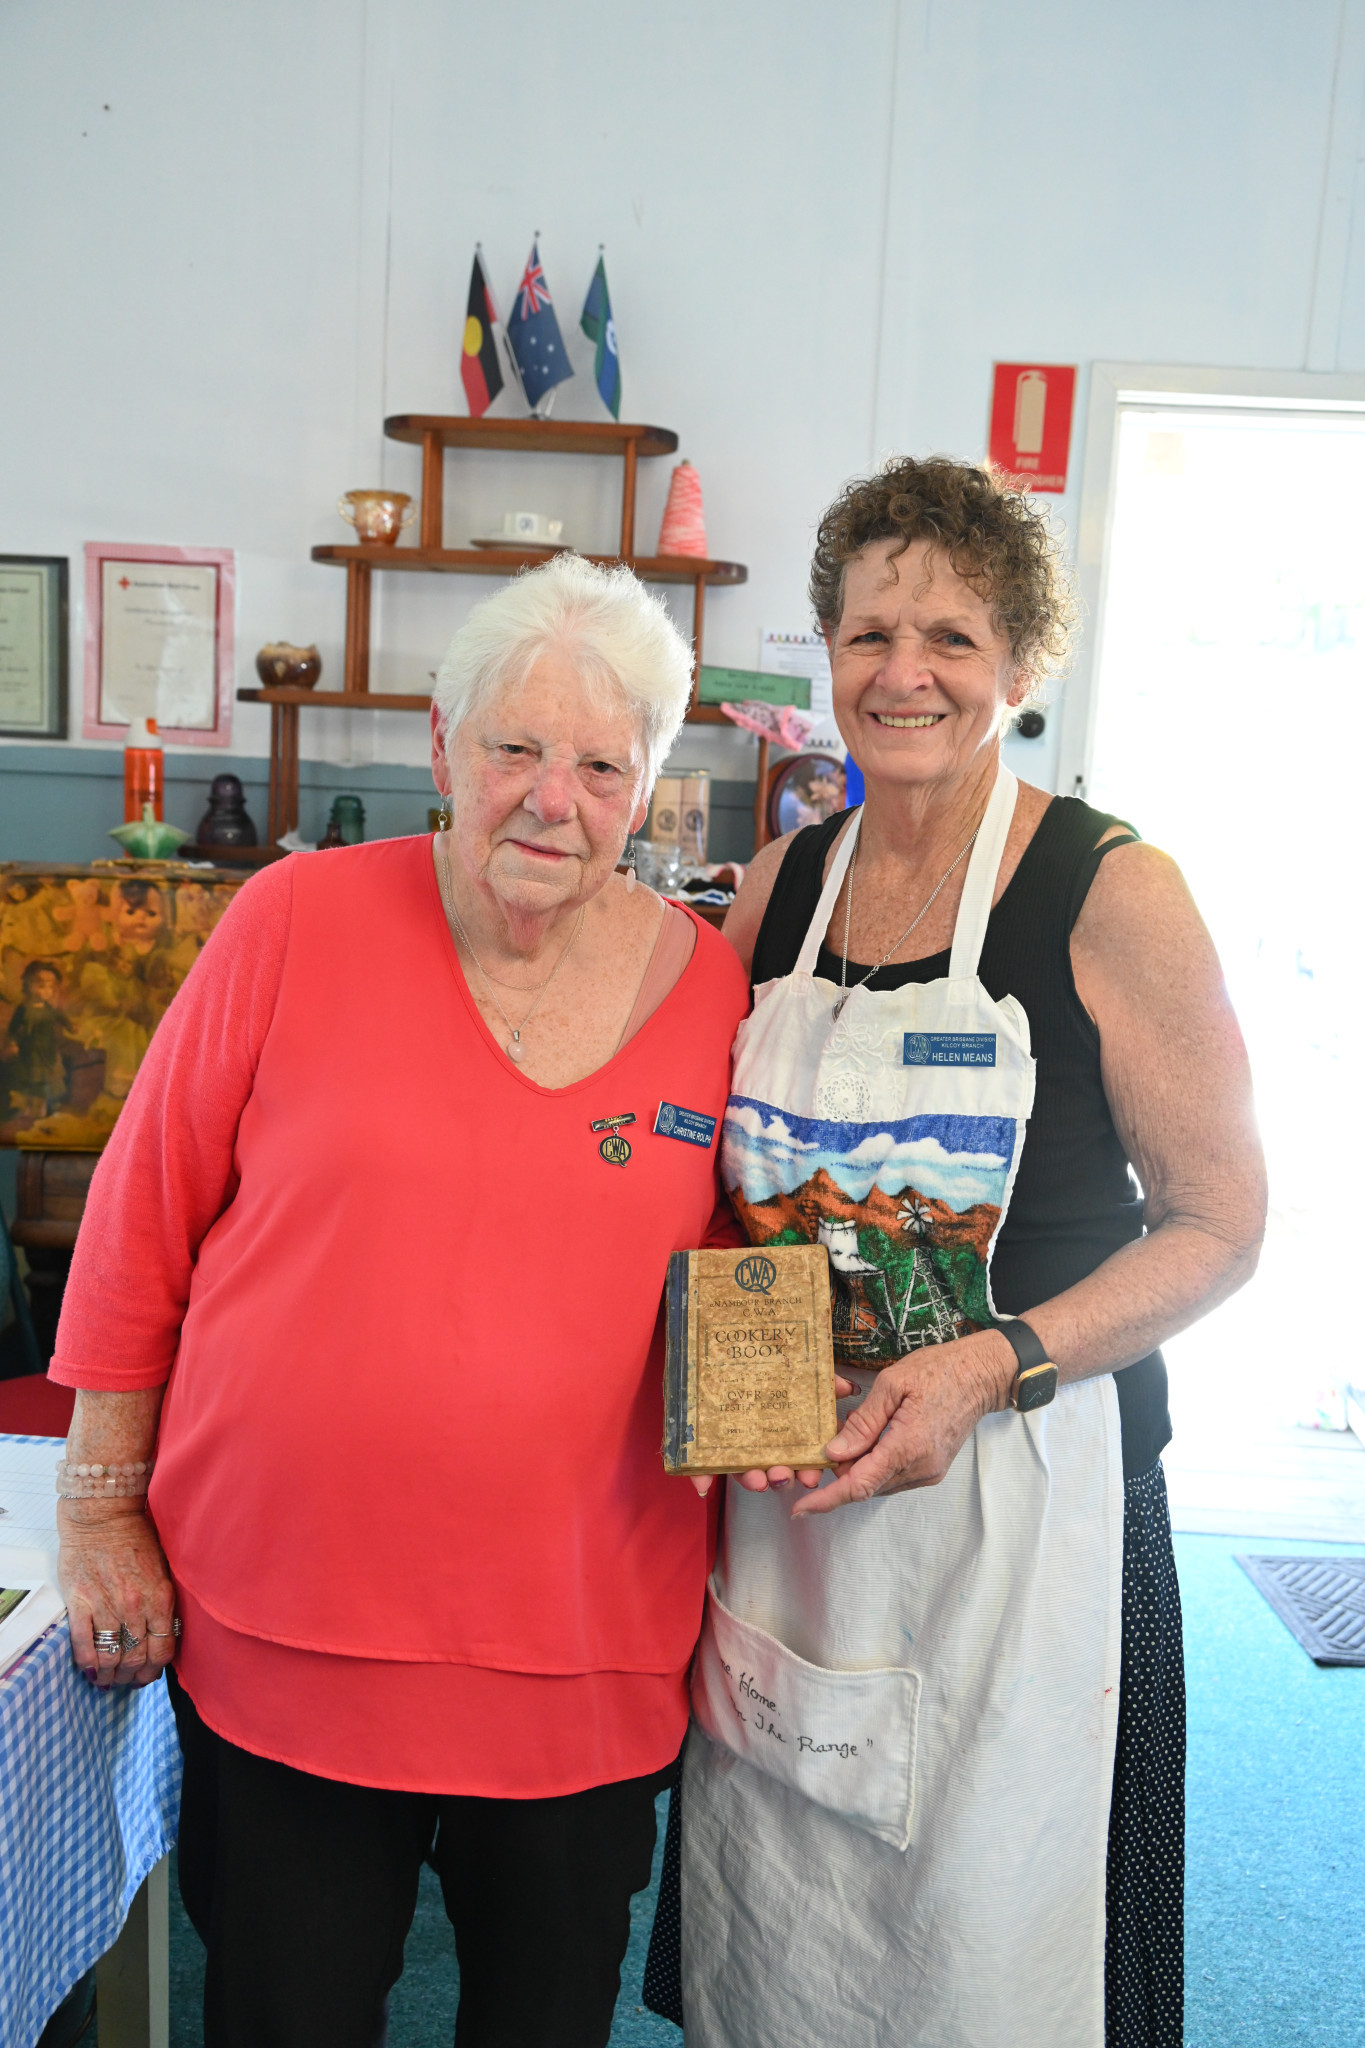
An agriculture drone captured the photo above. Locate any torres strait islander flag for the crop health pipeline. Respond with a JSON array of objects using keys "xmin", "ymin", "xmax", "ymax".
[
  {"xmin": 580, "ymin": 254, "xmax": 621, "ymax": 419},
  {"xmin": 460, "ymin": 249, "xmax": 504, "ymax": 417}
]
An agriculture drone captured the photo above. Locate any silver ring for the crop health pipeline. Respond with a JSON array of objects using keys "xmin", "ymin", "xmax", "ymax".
[
  {"xmin": 117, "ymin": 1623, "xmax": 143, "ymax": 1654},
  {"xmin": 146, "ymin": 1619, "xmax": 182, "ymax": 1640},
  {"xmin": 92, "ymin": 1629, "xmax": 121, "ymax": 1656}
]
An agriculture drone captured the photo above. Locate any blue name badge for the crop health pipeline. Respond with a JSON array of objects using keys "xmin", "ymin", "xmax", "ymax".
[
  {"xmin": 903, "ymin": 1032, "xmax": 997, "ymax": 1068},
  {"xmin": 654, "ymin": 1102, "xmax": 718, "ymax": 1148}
]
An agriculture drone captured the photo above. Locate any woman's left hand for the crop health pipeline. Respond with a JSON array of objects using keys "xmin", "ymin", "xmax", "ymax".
[{"xmin": 789, "ymin": 1330, "xmax": 1015, "ymax": 1518}]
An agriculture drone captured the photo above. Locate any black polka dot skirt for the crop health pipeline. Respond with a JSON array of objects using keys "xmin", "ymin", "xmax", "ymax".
[
  {"xmin": 1104, "ymin": 1461, "xmax": 1186, "ymax": 2045},
  {"xmin": 643, "ymin": 1461, "xmax": 1186, "ymax": 2043}
]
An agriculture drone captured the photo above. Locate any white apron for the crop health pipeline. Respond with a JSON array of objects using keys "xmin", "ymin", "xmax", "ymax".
[{"xmin": 683, "ymin": 769, "xmax": 1123, "ymax": 2048}]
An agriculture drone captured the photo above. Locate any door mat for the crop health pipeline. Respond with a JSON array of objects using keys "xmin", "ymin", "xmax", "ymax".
[{"xmin": 1236, "ymin": 1555, "xmax": 1365, "ymax": 1666}]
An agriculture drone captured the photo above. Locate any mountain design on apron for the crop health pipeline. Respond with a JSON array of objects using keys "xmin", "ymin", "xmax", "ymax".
[{"xmin": 722, "ymin": 1098, "xmax": 1017, "ymax": 1364}]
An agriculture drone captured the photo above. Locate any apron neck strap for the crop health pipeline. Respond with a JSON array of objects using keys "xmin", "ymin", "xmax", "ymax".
[
  {"xmin": 948, "ymin": 765, "xmax": 1018, "ymax": 981},
  {"xmin": 789, "ymin": 768, "xmax": 1017, "ymax": 986},
  {"xmin": 793, "ymin": 809, "xmax": 863, "ymax": 977}
]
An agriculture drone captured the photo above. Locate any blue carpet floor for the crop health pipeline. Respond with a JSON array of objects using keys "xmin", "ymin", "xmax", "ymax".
[
  {"xmin": 1179, "ymin": 1532, "xmax": 1365, "ymax": 2047},
  {"xmin": 140, "ymin": 1532, "xmax": 1364, "ymax": 2044}
]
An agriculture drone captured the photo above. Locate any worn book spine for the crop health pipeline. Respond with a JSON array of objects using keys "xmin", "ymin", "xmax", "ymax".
[{"xmin": 662, "ymin": 1248, "xmax": 692, "ymax": 1474}]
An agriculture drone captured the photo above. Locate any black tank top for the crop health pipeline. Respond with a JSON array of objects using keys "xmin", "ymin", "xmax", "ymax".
[{"xmin": 750, "ymin": 795, "xmax": 1170, "ymax": 1480}]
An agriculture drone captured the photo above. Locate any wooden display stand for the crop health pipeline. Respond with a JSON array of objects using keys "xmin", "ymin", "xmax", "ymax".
[{"xmin": 237, "ymin": 416, "xmax": 765, "ymax": 846}]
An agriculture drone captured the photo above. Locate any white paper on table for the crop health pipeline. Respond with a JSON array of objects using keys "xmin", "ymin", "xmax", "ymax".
[
  {"xmin": 0, "ymin": 1436, "xmax": 66, "ymax": 1673},
  {"xmin": 0, "ymin": 1434, "xmax": 62, "ymax": 1581},
  {"xmin": 760, "ymin": 630, "xmax": 841, "ymax": 750},
  {"xmin": 0, "ymin": 1579, "xmax": 65, "ymax": 1677}
]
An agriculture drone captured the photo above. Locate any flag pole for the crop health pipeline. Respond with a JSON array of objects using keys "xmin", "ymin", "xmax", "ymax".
[{"xmin": 501, "ymin": 240, "xmax": 530, "ymax": 413}]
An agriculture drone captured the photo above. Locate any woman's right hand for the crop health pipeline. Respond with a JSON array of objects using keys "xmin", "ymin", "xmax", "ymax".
[{"xmin": 58, "ymin": 1498, "xmax": 179, "ymax": 1688}]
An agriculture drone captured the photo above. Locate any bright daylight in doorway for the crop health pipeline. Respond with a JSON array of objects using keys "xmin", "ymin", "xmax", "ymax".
[{"xmin": 1088, "ymin": 402, "xmax": 1365, "ymax": 1430}]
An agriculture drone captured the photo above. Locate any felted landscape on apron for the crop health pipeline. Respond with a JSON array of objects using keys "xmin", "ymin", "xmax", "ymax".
[{"xmin": 722, "ymin": 1097, "xmax": 1017, "ymax": 1360}]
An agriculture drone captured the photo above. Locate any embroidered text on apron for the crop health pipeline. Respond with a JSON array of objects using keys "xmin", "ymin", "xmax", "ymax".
[{"xmin": 682, "ymin": 768, "xmax": 1124, "ymax": 2048}]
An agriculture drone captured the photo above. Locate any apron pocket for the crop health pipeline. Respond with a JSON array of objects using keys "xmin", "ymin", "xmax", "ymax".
[{"xmin": 693, "ymin": 1582, "xmax": 920, "ymax": 1851}]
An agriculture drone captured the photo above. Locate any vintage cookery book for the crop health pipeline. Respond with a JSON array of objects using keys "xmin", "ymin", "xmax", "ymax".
[{"xmin": 663, "ymin": 1244, "xmax": 837, "ymax": 1476}]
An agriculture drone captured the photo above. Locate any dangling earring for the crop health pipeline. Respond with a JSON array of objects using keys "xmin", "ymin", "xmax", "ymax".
[
  {"xmin": 436, "ymin": 800, "xmax": 451, "ymax": 832},
  {"xmin": 625, "ymin": 839, "xmax": 638, "ymax": 891}
]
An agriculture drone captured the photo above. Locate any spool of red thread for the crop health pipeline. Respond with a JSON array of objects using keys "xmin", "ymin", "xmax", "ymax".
[
  {"xmin": 123, "ymin": 716, "xmax": 164, "ymax": 822},
  {"xmin": 657, "ymin": 461, "xmax": 709, "ymax": 557}
]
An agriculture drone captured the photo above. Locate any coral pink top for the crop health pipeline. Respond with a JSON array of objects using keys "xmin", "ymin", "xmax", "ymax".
[{"xmin": 51, "ymin": 840, "xmax": 748, "ymax": 1794}]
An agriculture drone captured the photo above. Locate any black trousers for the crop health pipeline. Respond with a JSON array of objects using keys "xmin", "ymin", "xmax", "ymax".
[{"xmin": 168, "ymin": 1672, "xmax": 671, "ymax": 2048}]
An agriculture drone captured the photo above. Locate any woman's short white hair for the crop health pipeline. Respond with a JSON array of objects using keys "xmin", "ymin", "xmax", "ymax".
[{"xmin": 433, "ymin": 554, "xmax": 694, "ymax": 786}]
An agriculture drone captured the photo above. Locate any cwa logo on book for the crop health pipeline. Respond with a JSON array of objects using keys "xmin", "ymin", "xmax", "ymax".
[{"xmin": 734, "ymin": 1255, "xmax": 778, "ymax": 1295}]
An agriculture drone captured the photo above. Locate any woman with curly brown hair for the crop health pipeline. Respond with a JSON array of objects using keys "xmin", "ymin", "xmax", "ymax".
[{"xmin": 660, "ymin": 457, "xmax": 1265, "ymax": 2047}]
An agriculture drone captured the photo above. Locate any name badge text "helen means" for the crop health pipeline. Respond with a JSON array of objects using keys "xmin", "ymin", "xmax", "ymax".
[{"xmin": 902, "ymin": 1033, "xmax": 997, "ymax": 1068}]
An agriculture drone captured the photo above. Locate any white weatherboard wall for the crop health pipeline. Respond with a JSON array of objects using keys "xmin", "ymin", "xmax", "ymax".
[{"xmin": 2, "ymin": 0, "xmax": 1363, "ymax": 813}]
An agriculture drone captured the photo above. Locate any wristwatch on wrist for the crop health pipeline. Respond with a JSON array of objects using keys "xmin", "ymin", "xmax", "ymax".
[{"xmin": 993, "ymin": 1318, "xmax": 1059, "ymax": 1412}]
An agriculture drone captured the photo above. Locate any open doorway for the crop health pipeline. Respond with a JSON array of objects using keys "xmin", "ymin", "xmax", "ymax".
[{"xmin": 1071, "ymin": 372, "xmax": 1365, "ymax": 1530}]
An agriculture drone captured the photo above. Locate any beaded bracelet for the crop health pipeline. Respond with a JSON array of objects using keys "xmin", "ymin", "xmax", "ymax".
[{"xmin": 55, "ymin": 1458, "xmax": 154, "ymax": 1500}]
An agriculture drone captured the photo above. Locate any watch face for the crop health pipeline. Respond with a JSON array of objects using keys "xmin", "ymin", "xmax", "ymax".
[{"xmin": 1016, "ymin": 1364, "xmax": 1059, "ymax": 1412}]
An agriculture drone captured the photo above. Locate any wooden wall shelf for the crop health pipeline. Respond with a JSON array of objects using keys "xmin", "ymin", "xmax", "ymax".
[
  {"xmin": 251, "ymin": 413, "xmax": 760, "ymax": 848},
  {"xmin": 384, "ymin": 416, "xmax": 678, "ymax": 458},
  {"xmin": 238, "ymin": 686, "xmax": 433, "ymax": 711},
  {"xmin": 310, "ymin": 543, "xmax": 747, "ymax": 587}
]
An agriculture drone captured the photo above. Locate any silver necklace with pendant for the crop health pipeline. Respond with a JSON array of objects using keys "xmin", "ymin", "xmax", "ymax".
[
  {"xmin": 436, "ymin": 835, "xmax": 585, "ymax": 1061},
  {"xmin": 831, "ymin": 823, "xmax": 982, "ymax": 1022}
]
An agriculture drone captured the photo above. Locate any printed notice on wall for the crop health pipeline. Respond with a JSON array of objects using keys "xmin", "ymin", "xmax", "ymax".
[
  {"xmin": 99, "ymin": 560, "xmax": 219, "ymax": 728},
  {"xmin": 760, "ymin": 630, "xmax": 841, "ymax": 752}
]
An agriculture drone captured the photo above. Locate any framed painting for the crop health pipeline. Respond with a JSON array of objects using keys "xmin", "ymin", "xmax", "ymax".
[
  {"xmin": 82, "ymin": 542, "xmax": 235, "ymax": 747},
  {"xmin": 0, "ymin": 862, "xmax": 249, "ymax": 1150},
  {"xmin": 0, "ymin": 556, "xmax": 68, "ymax": 740}
]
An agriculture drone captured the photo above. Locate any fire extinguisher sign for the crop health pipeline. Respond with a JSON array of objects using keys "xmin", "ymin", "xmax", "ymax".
[{"xmin": 988, "ymin": 364, "xmax": 1077, "ymax": 493}]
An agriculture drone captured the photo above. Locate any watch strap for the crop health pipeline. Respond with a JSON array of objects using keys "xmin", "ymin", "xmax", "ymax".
[{"xmin": 993, "ymin": 1317, "xmax": 1050, "ymax": 1374}]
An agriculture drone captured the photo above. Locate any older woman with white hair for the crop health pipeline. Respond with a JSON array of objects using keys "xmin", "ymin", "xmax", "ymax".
[{"xmin": 48, "ymin": 554, "xmax": 750, "ymax": 2048}]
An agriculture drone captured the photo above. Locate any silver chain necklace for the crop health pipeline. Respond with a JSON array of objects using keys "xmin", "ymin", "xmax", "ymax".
[
  {"xmin": 436, "ymin": 835, "xmax": 585, "ymax": 1061},
  {"xmin": 832, "ymin": 823, "xmax": 981, "ymax": 1021}
]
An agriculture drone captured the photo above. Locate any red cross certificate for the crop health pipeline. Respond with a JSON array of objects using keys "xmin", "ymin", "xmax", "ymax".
[{"xmin": 83, "ymin": 541, "xmax": 235, "ymax": 744}]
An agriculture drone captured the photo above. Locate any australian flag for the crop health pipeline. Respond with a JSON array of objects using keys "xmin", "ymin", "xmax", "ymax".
[{"xmin": 507, "ymin": 242, "xmax": 574, "ymax": 410}]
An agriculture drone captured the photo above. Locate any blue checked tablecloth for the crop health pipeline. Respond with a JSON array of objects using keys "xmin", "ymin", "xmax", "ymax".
[{"xmin": 0, "ymin": 1618, "xmax": 182, "ymax": 2048}]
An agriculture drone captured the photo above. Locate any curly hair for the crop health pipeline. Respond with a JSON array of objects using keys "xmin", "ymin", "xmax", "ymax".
[{"xmin": 808, "ymin": 456, "xmax": 1076, "ymax": 689}]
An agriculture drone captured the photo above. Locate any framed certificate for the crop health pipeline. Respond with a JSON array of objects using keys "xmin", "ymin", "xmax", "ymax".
[
  {"xmin": 82, "ymin": 542, "xmax": 235, "ymax": 746},
  {"xmin": 0, "ymin": 556, "xmax": 68, "ymax": 739}
]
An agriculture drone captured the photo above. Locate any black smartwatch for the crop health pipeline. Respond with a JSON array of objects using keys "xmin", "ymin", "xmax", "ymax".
[{"xmin": 993, "ymin": 1318, "xmax": 1059, "ymax": 1412}]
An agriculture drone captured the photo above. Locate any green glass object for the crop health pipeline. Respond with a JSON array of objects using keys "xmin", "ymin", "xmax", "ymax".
[
  {"xmin": 329, "ymin": 794, "xmax": 365, "ymax": 845},
  {"xmin": 108, "ymin": 803, "xmax": 194, "ymax": 859}
]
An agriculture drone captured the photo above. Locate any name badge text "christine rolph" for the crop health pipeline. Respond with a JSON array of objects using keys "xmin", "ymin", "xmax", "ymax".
[
  {"xmin": 653, "ymin": 1102, "xmax": 719, "ymax": 1148},
  {"xmin": 902, "ymin": 1033, "xmax": 997, "ymax": 1068}
]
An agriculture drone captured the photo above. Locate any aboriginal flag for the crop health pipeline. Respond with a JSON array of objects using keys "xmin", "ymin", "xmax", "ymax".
[{"xmin": 461, "ymin": 250, "xmax": 504, "ymax": 417}]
